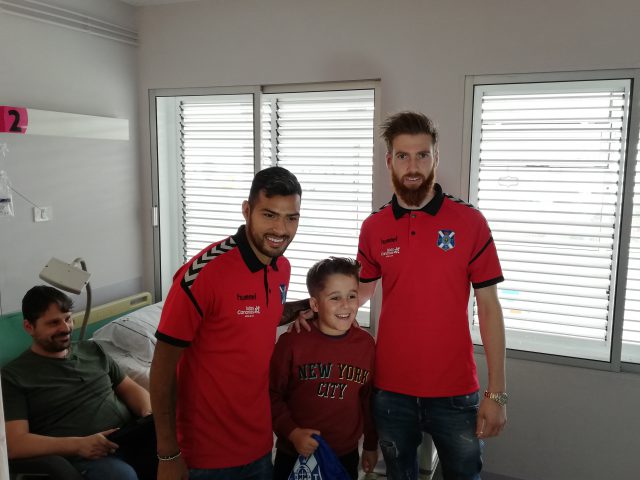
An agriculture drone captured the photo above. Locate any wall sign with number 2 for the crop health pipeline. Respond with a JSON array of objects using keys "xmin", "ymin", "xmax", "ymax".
[{"xmin": 0, "ymin": 107, "xmax": 28, "ymax": 134}]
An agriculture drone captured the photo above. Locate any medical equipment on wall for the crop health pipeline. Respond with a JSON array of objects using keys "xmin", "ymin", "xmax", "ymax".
[
  {"xmin": 0, "ymin": 171, "xmax": 13, "ymax": 217},
  {"xmin": 0, "ymin": 143, "xmax": 14, "ymax": 217}
]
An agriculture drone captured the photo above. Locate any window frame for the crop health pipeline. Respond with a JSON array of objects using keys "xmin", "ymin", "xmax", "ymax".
[{"xmin": 462, "ymin": 69, "xmax": 640, "ymax": 373}]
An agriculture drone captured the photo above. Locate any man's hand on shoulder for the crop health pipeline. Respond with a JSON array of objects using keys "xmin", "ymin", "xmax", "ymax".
[
  {"xmin": 280, "ymin": 299, "xmax": 312, "ymax": 329},
  {"xmin": 75, "ymin": 428, "xmax": 120, "ymax": 459},
  {"xmin": 288, "ymin": 309, "xmax": 315, "ymax": 333},
  {"xmin": 476, "ymin": 398, "xmax": 506, "ymax": 439}
]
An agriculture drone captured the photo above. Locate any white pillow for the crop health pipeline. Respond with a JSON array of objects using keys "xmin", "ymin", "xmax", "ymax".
[
  {"xmin": 96, "ymin": 341, "xmax": 152, "ymax": 390},
  {"xmin": 92, "ymin": 302, "xmax": 163, "ymax": 363}
]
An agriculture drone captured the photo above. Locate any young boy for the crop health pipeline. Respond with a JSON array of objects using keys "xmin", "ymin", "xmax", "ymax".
[{"xmin": 270, "ymin": 257, "xmax": 378, "ymax": 480}]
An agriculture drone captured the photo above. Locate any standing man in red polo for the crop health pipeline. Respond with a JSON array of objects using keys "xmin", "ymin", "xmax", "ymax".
[
  {"xmin": 357, "ymin": 112, "xmax": 507, "ymax": 480},
  {"xmin": 150, "ymin": 167, "xmax": 302, "ymax": 480}
]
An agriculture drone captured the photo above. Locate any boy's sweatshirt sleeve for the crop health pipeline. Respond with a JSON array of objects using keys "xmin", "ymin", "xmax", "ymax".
[{"xmin": 270, "ymin": 333, "xmax": 298, "ymax": 439}]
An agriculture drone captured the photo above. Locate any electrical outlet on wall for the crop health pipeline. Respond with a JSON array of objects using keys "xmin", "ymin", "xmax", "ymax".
[{"xmin": 33, "ymin": 206, "xmax": 52, "ymax": 222}]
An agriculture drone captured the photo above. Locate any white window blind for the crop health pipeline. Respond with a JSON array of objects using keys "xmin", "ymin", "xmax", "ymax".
[
  {"xmin": 470, "ymin": 80, "xmax": 631, "ymax": 361},
  {"xmin": 180, "ymin": 95, "xmax": 254, "ymax": 259},
  {"xmin": 261, "ymin": 90, "xmax": 374, "ymax": 324},
  {"xmin": 175, "ymin": 89, "xmax": 374, "ymax": 325},
  {"xmin": 622, "ymin": 138, "xmax": 640, "ymax": 363}
]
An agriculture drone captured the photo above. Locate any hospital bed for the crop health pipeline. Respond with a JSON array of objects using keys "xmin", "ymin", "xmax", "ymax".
[{"xmin": 90, "ymin": 297, "xmax": 163, "ymax": 390}]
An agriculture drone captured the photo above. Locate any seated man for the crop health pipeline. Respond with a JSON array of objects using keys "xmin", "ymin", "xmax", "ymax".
[{"xmin": 1, "ymin": 286, "xmax": 157, "ymax": 480}]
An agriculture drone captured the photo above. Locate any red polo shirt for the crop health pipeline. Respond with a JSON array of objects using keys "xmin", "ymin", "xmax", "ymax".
[
  {"xmin": 157, "ymin": 225, "xmax": 291, "ymax": 469},
  {"xmin": 357, "ymin": 184, "xmax": 503, "ymax": 397}
]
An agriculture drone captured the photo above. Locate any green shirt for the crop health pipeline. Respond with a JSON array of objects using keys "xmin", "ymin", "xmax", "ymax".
[{"xmin": 1, "ymin": 341, "xmax": 133, "ymax": 437}]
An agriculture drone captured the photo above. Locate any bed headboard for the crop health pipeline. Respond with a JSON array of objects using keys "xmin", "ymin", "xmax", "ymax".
[{"xmin": 0, "ymin": 292, "xmax": 152, "ymax": 367}]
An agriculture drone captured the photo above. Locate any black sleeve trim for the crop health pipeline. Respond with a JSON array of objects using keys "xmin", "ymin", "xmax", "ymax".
[
  {"xmin": 472, "ymin": 276, "xmax": 504, "ymax": 289},
  {"xmin": 180, "ymin": 280, "xmax": 203, "ymax": 317},
  {"xmin": 469, "ymin": 237, "xmax": 494, "ymax": 266},
  {"xmin": 358, "ymin": 249, "xmax": 373, "ymax": 265},
  {"xmin": 357, "ymin": 248, "xmax": 380, "ymax": 281},
  {"xmin": 155, "ymin": 331, "xmax": 191, "ymax": 348},
  {"xmin": 360, "ymin": 276, "xmax": 381, "ymax": 283}
]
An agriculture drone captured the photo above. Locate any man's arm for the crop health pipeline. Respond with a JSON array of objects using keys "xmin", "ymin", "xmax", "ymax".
[
  {"xmin": 475, "ymin": 284, "xmax": 507, "ymax": 438},
  {"xmin": 279, "ymin": 298, "xmax": 311, "ymax": 326},
  {"xmin": 115, "ymin": 376, "xmax": 152, "ymax": 417},
  {"xmin": 5, "ymin": 419, "xmax": 118, "ymax": 460},
  {"xmin": 149, "ymin": 340, "xmax": 188, "ymax": 480},
  {"xmin": 358, "ymin": 280, "xmax": 377, "ymax": 308}
]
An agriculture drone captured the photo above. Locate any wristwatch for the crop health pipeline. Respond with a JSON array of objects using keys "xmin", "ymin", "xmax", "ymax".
[{"xmin": 484, "ymin": 390, "xmax": 508, "ymax": 406}]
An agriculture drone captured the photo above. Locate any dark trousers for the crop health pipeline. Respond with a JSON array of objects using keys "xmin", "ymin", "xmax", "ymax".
[
  {"xmin": 9, "ymin": 455, "xmax": 84, "ymax": 480},
  {"xmin": 273, "ymin": 448, "xmax": 359, "ymax": 480},
  {"xmin": 373, "ymin": 389, "xmax": 482, "ymax": 480}
]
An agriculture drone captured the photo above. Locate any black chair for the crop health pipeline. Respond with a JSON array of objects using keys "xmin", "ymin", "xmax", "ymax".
[{"xmin": 9, "ymin": 455, "xmax": 83, "ymax": 480}]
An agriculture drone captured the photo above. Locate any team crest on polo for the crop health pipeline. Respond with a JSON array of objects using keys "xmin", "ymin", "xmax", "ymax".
[
  {"xmin": 437, "ymin": 230, "xmax": 455, "ymax": 251},
  {"xmin": 289, "ymin": 454, "xmax": 321, "ymax": 480},
  {"xmin": 280, "ymin": 284, "xmax": 287, "ymax": 304}
]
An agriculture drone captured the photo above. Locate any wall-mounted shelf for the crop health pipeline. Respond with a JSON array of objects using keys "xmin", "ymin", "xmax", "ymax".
[{"xmin": 0, "ymin": 106, "xmax": 129, "ymax": 140}]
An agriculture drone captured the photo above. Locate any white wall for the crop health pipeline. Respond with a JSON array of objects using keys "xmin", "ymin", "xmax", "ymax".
[
  {"xmin": 136, "ymin": 1, "xmax": 640, "ymax": 479},
  {"xmin": 0, "ymin": 380, "xmax": 8, "ymax": 480},
  {"xmin": 0, "ymin": 0, "xmax": 143, "ymax": 314}
]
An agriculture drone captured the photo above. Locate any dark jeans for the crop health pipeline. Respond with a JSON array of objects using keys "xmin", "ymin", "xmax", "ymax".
[
  {"xmin": 373, "ymin": 389, "xmax": 483, "ymax": 480},
  {"xmin": 72, "ymin": 454, "xmax": 139, "ymax": 480},
  {"xmin": 189, "ymin": 452, "xmax": 273, "ymax": 480},
  {"xmin": 9, "ymin": 455, "xmax": 84, "ymax": 480},
  {"xmin": 273, "ymin": 448, "xmax": 359, "ymax": 480}
]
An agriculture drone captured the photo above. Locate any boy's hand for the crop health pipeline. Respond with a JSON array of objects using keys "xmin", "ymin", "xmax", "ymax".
[
  {"xmin": 288, "ymin": 309, "xmax": 314, "ymax": 333},
  {"xmin": 288, "ymin": 427, "xmax": 320, "ymax": 456},
  {"xmin": 361, "ymin": 449, "xmax": 378, "ymax": 473}
]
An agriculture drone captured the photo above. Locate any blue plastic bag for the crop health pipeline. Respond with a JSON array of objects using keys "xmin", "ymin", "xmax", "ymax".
[{"xmin": 288, "ymin": 434, "xmax": 352, "ymax": 480}]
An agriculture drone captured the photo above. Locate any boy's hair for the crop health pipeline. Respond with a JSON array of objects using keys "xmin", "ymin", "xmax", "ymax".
[
  {"xmin": 306, "ymin": 257, "xmax": 361, "ymax": 297},
  {"xmin": 381, "ymin": 111, "xmax": 439, "ymax": 152},
  {"xmin": 248, "ymin": 166, "xmax": 302, "ymax": 207},
  {"xmin": 22, "ymin": 285, "xmax": 73, "ymax": 325}
]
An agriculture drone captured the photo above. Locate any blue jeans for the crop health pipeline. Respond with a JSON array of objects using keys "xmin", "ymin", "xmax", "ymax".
[
  {"xmin": 189, "ymin": 452, "xmax": 273, "ymax": 480},
  {"xmin": 72, "ymin": 454, "xmax": 139, "ymax": 480},
  {"xmin": 373, "ymin": 389, "xmax": 483, "ymax": 480}
]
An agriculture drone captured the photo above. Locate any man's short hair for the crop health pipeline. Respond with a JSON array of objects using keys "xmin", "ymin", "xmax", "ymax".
[
  {"xmin": 306, "ymin": 257, "xmax": 361, "ymax": 298},
  {"xmin": 22, "ymin": 286, "xmax": 73, "ymax": 325},
  {"xmin": 248, "ymin": 166, "xmax": 302, "ymax": 207},
  {"xmin": 381, "ymin": 111, "xmax": 439, "ymax": 152}
]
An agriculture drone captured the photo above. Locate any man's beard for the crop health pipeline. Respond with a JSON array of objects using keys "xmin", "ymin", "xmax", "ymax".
[
  {"xmin": 391, "ymin": 168, "xmax": 435, "ymax": 207},
  {"xmin": 246, "ymin": 223, "xmax": 291, "ymax": 261},
  {"xmin": 40, "ymin": 332, "xmax": 71, "ymax": 352}
]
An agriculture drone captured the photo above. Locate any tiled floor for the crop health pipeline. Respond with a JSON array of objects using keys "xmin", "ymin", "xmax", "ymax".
[{"xmin": 357, "ymin": 450, "xmax": 439, "ymax": 480}]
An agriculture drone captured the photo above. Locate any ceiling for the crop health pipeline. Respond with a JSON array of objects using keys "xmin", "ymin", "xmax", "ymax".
[{"xmin": 120, "ymin": 0, "xmax": 198, "ymax": 6}]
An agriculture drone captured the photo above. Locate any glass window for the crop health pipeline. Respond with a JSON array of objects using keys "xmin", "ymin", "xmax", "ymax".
[{"xmin": 468, "ymin": 78, "xmax": 634, "ymax": 362}]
